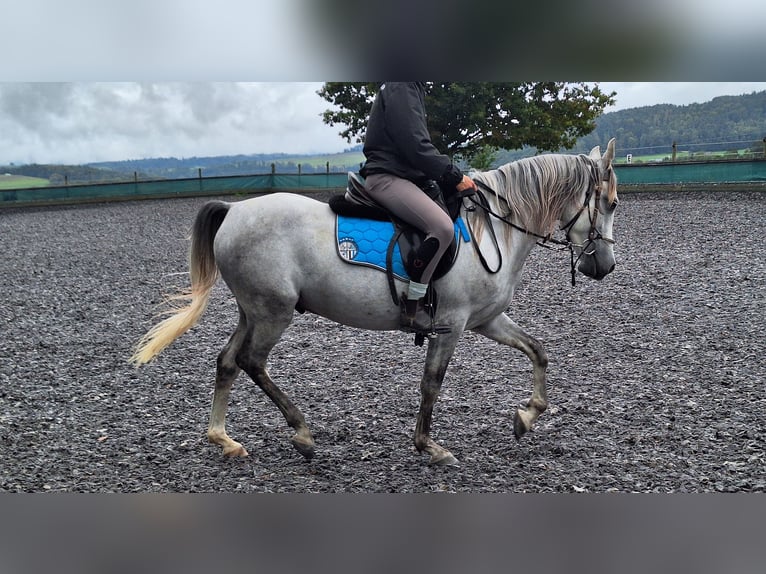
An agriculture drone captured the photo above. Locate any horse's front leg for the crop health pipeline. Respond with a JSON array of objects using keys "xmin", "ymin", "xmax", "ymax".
[
  {"xmin": 414, "ymin": 332, "xmax": 461, "ymax": 466},
  {"xmin": 473, "ymin": 313, "xmax": 548, "ymax": 440}
]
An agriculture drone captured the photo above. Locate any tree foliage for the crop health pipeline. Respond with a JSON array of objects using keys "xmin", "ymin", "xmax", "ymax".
[{"xmin": 318, "ymin": 82, "xmax": 615, "ymax": 164}]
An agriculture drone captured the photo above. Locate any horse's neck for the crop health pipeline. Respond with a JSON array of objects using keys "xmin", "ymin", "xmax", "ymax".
[
  {"xmin": 462, "ymin": 192, "xmax": 538, "ymax": 265},
  {"xmin": 457, "ymin": 194, "xmax": 538, "ymax": 311},
  {"xmin": 482, "ymin": 155, "xmax": 586, "ymax": 234}
]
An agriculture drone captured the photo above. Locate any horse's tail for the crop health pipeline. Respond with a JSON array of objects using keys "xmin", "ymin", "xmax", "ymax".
[{"xmin": 130, "ymin": 200, "xmax": 231, "ymax": 365}]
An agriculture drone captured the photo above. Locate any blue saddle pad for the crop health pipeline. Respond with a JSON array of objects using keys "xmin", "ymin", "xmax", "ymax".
[{"xmin": 335, "ymin": 216, "xmax": 470, "ymax": 280}]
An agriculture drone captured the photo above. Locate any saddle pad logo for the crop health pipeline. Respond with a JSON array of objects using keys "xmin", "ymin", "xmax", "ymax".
[
  {"xmin": 338, "ymin": 237, "xmax": 359, "ymax": 261},
  {"xmin": 336, "ymin": 216, "xmax": 408, "ymax": 279},
  {"xmin": 335, "ymin": 215, "xmax": 468, "ymax": 281}
]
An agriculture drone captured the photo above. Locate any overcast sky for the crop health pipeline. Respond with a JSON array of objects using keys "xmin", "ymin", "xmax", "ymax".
[
  {"xmin": 1, "ymin": 82, "xmax": 765, "ymax": 166},
  {"xmin": 0, "ymin": 83, "xmax": 344, "ymax": 165},
  {"xmin": 1, "ymin": 1, "xmax": 764, "ymax": 165}
]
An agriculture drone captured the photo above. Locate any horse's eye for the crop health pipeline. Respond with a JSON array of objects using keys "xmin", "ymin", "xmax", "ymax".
[{"xmin": 608, "ymin": 198, "xmax": 619, "ymax": 211}]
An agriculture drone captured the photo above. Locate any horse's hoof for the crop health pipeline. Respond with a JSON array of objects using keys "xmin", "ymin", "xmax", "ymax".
[
  {"xmin": 291, "ymin": 435, "xmax": 316, "ymax": 460},
  {"xmin": 429, "ymin": 452, "xmax": 459, "ymax": 466},
  {"xmin": 513, "ymin": 410, "xmax": 528, "ymax": 441},
  {"xmin": 223, "ymin": 444, "xmax": 249, "ymax": 457}
]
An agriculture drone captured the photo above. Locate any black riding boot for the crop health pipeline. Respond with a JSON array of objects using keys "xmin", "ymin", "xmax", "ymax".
[{"xmin": 399, "ymin": 237, "xmax": 451, "ymax": 335}]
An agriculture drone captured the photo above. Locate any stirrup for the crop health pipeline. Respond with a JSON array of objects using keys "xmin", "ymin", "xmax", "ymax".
[{"xmin": 399, "ymin": 294, "xmax": 451, "ymax": 337}]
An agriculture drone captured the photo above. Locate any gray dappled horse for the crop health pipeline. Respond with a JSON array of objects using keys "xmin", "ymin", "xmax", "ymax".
[{"xmin": 131, "ymin": 139, "xmax": 618, "ymax": 466}]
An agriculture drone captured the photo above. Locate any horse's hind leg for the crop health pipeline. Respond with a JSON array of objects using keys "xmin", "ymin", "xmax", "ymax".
[
  {"xmin": 207, "ymin": 306, "xmax": 249, "ymax": 457},
  {"xmin": 414, "ymin": 332, "xmax": 461, "ymax": 466},
  {"xmin": 235, "ymin": 302, "xmax": 315, "ymax": 460},
  {"xmin": 473, "ymin": 313, "xmax": 549, "ymax": 441}
]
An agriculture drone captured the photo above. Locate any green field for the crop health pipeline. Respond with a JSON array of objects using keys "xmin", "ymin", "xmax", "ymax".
[
  {"xmin": 0, "ymin": 174, "xmax": 49, "ymax": 190},
  {"xmin": 279, "ymin": 151, "xmax": 365, "ymax": 169}
]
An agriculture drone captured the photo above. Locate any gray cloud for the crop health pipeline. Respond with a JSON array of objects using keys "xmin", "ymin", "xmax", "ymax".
[
  {"xmin": 600, "ymin": 82, "xmax": 766, "ymax": 112},
  {"xmin": 2, "ymin": 82, "xmax": 765, "ymax": 166},
  {"xmin": 0, "ymin": 83, "xmax": 349, "ymax": 164},
  {"xmin": 2, "ymin": 1, "xmax": 764, "ymax": 167}
]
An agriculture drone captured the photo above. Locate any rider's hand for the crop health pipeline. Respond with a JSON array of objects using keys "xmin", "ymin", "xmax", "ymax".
[{"xmin": 456, "ymin": 175, "xmax": 477, "ymax": 193}]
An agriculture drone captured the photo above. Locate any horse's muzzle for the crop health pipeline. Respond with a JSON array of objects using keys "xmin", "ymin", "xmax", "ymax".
[{"xmin": 578, "ymin": 252, "xmax": 616, "ymax": 280}]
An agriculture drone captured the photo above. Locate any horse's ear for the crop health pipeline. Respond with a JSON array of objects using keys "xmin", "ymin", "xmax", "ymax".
[
  {"xmin": 589, "ymin": 145, "xmax": 601, "ymax": 160},
  {"xmin": 603, "ymin": 138, "xmax": 616, "ymax": 167}
]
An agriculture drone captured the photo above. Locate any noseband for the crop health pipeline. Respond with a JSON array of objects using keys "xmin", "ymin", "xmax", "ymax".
[{"xmin": 470, "ymin": 159, "xmax": 614, "ymax": 286}]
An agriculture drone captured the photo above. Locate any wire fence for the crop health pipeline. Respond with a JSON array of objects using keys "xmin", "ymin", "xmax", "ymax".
[
  {"xmin": 0, "ymin": 172, "xmax": 350, "ymax": 207},
  {"xmin": 3, "ymin": 137, "xmax": 766, "ymax": 207},
  {"xmin": 617, "ymin": 138, "xmax": 766, "ymax": 163}
]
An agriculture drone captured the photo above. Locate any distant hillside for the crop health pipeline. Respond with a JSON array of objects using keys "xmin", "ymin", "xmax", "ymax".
[
  {"xmin": 0, "ymin": 151, "xmax": 365, "ymax": 184},
  {"xmin": 493, "ymin": 90, "xmax": 766, "ymax": 167},
  {"xmin": 574, "ymin": 90, "xmax": 766, "ymax": 157},
  {"xmin": 0, "ymin": 164, "xmax": 146, "ymax": 185},
  {"xmin": 88, "ymin": 150, "xmax": 366, "ymax": 179}
]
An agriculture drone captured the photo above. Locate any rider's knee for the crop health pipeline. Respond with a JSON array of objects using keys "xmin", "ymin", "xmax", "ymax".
[{"xmin": 432, "ymin": 218, "xmax": 455, "ymax": 248}]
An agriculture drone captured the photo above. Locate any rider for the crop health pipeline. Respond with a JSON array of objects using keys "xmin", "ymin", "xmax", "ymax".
[{"xmin": 360, "ymin": 82, "xmax": 477, "ymax": 333}]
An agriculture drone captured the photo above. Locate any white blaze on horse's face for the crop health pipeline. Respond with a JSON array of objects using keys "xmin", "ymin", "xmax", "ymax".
[{"xmin": 565, "ymin": 138, "xmax": 618, "ymax": 281}]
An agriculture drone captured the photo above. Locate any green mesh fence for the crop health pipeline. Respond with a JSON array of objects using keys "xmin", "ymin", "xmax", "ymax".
[
  {"xmin": 615, "ymin": 159, "xmax": 766, "ymax": 184},
  {"xmin": 3, "ymin": 161, "xmax": 766, "ymax": 207},
  {"xmin": 1, "ymin": 173, "xmax": 350, "ymax": 206}
]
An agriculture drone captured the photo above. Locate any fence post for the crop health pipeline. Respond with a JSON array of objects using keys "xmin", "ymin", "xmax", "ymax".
[
  {"xmin": 326, "ymin": 161, "xmax": 330, "ymax": 174},
  {"xmin": 271, "ymin": 163, "xmax": 275, "ymax": 174},
  {"xmin": 672, "ymin": 141, "xmax": 677, "ymax": 162},
  {"xmin": 298, "ymin": 164, "xmax": 302, "ymax": 177},
  {"xmin": 198, "ymin": 168, "xmax": 202, "ymax": 179},
  {"xmin": 763, "ymin": 137, "xmax": 766, "ymax": 158}
]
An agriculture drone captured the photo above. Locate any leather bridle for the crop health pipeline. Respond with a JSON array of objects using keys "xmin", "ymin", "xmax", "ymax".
[{"xmin": 468, "ymin": 160, "xmax": 615, "ymax": 285}]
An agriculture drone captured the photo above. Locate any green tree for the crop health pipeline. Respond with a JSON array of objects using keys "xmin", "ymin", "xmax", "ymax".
[
  {"xmin": 468, "ymin": 144, "xmax": 499, "ymax": 171},
  {"xmin": 318, "ymin": 82, "xmax": 615, "ymax": 164}
]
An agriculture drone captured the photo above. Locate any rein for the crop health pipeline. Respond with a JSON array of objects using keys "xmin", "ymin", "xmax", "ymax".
[{"xmin": 469, "ymin": 161, "xmax": 613, "ymax": 286}]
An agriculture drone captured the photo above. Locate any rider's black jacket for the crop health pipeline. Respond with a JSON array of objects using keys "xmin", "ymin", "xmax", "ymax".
[{"xmin": 360, "ymin": 82, "xmax": 464, "ymax": 188}]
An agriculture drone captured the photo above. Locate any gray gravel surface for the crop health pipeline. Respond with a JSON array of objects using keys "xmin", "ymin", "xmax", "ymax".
[{"xmin": 1, "ymin": 190, "xmax": 764, "ymax": 492}]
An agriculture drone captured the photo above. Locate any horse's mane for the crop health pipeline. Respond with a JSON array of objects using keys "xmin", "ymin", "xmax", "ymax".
[{"xmin": 472, "ymin": 153, "xmax": 602, "ymax": 239}]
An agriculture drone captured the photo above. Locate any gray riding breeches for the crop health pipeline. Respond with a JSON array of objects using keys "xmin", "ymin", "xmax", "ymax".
[{"xmin": 364, "ymin": 173, "xmax": 454, "ymax": 286}]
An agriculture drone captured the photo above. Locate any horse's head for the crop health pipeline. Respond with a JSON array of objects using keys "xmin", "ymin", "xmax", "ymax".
[{"xmin": 562, "ymin": 138, "xmax": 618, "ymax": 281}]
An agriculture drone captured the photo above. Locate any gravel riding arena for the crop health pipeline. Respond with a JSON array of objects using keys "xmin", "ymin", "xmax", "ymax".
[{"xmin": 2, "ymin": 188, "xmax": 764, "ymax": 492}]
